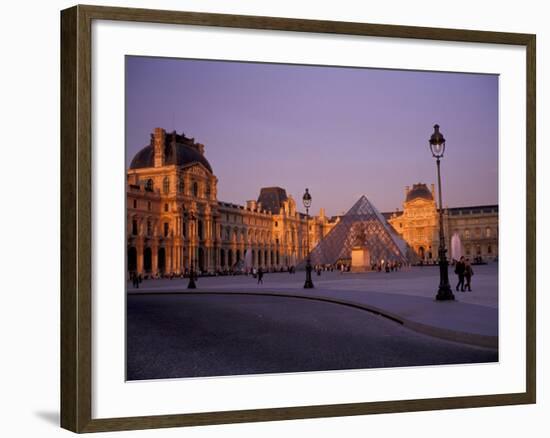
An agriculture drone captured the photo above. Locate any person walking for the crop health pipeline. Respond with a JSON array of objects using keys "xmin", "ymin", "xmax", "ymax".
[
  {"xmin": 131, "ymin": 272, "xmax": 138, "ymax": 289},
  {"xmin": 464, "ymin": 259, "xmax": 474, "ymax": 291},
  {"xmin": 454, "ymin": 256, "xmax": 466, "ymax": 292},
  {"xmin": 257, "ymin": 267, "xmax": 264, "ymax": 285}
]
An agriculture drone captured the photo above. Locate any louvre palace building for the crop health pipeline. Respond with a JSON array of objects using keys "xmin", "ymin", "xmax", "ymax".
[
  {"xmin": 126, "ymin": 128, "xmax": 337, "ymax": 277},
  {"xmin": 385, "ymin": 183, "xmax": 499, "ymax": 263},
  {"xmin": 127, "ymin": 128, "xmax": 498, "ymax": 277}
]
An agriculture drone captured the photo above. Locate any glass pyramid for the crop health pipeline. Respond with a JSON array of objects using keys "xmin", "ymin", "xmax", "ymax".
[{"xmin": 307, "ymin": 195, "xmax": 416, "ymax": 266}]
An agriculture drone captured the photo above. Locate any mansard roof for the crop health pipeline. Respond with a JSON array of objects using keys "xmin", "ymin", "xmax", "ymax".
[{"xmin": 257, "ymin": 187, "xmax": 288, "ymax": 214}]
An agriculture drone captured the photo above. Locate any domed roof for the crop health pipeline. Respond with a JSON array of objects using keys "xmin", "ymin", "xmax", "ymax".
[
  {"xmin": 406, "ymin": 183, "xmax": 433, "ymax": 202},
  {"xmin": 129, "ymin": 130, "xmax": 213, "ymax": 173}
]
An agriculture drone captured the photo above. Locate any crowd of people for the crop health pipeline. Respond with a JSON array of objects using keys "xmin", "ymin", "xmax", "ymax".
[
  {"xmin": 310, "ymin": 263, "xmax": 348, "ymax": 274},
  {"xmin": 310, "ymin": 260, "xmax": 406, "ymax": 275},
  {"xmin": 371, "ymin": 260, "xmax": 404, "ymax": 273},
  {"xmin": 417, "ymin": 255, "xmax": 486, "ymax": 267}
]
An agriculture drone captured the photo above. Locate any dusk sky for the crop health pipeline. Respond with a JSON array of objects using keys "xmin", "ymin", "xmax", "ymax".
[{"xmin": 126, "ymin": 56, "xmax": 498, "ymax": 216}]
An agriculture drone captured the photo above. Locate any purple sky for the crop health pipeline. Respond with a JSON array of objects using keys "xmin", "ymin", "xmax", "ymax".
[{"xmin": 126, "ymin": 56, "xmax": 498, "ymax": 217}]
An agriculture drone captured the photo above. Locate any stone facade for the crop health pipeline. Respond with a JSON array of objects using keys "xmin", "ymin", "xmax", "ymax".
[
  {"xmin": 127, "ymin": 128, "xmax": 336, "ymax": 277},
  {"xmin": 386, "ymin": 183, "xmax": 498, "ymax": 262},
  {"xmin": 446, "ymin": 205, "xmax": 499, "ymax": 261}
]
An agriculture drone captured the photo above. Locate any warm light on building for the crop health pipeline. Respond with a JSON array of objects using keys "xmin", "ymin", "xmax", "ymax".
[
  {"xmin": 386, "ymin": 183, "xmax": 498, "ymax": 262},
  {"xmin": 127, "ymin": 129, "xmax": 498, "ymax": 277},
  {"xmin": 126, "ymin": 128, "xmax": 336, "ymax": 277}
]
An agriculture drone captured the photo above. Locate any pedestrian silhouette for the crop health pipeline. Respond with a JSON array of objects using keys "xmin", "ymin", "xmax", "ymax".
[
  {"xmin": 455, "ymin": 256, "xmax": 466, "ymax": 292},
  {"xmin": 464, "ymin": 259, "xmax": 474, "ymax": 291},
  {"xmin": 257, "ymin": 268, "xmax": 264, "ymax": 284}
]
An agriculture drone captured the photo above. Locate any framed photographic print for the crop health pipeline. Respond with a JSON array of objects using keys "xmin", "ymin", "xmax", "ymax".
[{"xmin": 60, "ymin": 4, "xmax": 536, "ymax": 433}]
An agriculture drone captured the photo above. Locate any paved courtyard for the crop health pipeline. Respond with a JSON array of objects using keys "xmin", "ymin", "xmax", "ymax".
[
  {"xmin": 130, "ymin": 263, "xmax": 498, "ymax": 307},
  {"xmin": 127, "ymin": 263, "xmax": 498, "ymax": 380}
]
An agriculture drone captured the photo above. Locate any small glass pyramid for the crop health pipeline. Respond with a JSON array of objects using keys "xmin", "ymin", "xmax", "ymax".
[{"xmin": 308, "ymin": 195, "xmax": 416, "ymax": 266}]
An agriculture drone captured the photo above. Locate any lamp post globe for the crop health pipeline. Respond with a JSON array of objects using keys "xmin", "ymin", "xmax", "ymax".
[
  {"xmin": 430, "ymin": 124, "xmax": 454, "ymax": 301},
  {"xmin": 187, "ymin": 211, "xmax": 197, "ymax": 289},
  {"xmin": 302, "ymin": 188, "xmax": 314, "ymax": 289},
  {"xmin": 303, "ymin": 188, "xmax": 312, "ymax": 209},
  {"xmin": 429, "ymin": 124, "xmax": 446, "ymax": 158}
]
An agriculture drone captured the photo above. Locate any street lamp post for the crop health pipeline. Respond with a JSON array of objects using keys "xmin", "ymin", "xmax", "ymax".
[
  {"xmin": 187, "ymin": 211, "xmax": 197, "ymax": 289},
  {"xmin": 429, "ymin": 124, "xmax": 454, "ymax": 301},
  {"xmin": 302, "ymin": 188, "xmax": 314, "ymax": 289}
]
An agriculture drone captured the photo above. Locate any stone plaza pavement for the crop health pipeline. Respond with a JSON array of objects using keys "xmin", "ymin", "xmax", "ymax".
[{"xmin": 127, "ymin": 263, "xmax": 499, "ymax": 349}]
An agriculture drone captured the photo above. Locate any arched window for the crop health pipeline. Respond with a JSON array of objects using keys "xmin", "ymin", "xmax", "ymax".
[
  {"xmin": 163, "ymin": 177, "xmax": 170, "ymax": 194},
  {"xmin": 178, "ymin": 177, "xmax": 184, "ymax": 193},
  {"xmin": 164, "ymin": 203, "xmax": 169, "ymax": 212},
  {"xmin": 193, "ymin": 181, "xmax": 199, "ymax": 197},
  {"xmin": 132, "ymin": 219, "xmax": 138, "ymax": 235},
  {"xmin": 145, "ymin": 179, "xmax": 153, "ymax": 192},
  {"xmin": 163, "ymin": 222, "xmax": 169, "ymax": 237},
  {"xmin": 146, "ymin": 220, "xmax": 152, "ymax": 236}
]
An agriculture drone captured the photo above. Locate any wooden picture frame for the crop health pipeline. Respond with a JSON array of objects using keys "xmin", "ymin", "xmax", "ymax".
[{"xmin": 60, "ymin": 4, "xmax": 536, "ymax": 433}]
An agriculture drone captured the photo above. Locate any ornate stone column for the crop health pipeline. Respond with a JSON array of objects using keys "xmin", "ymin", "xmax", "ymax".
[
  {"xmin": 151, "ymin": 241, "xmax": 158, "ymax": 276},
  {"xmin": 168, "ymin": 244, "xmax": 173, "ymax": 273},
  {"xmin": 136, "ymin": 238, "xmax": 144, "ymax": 275}
]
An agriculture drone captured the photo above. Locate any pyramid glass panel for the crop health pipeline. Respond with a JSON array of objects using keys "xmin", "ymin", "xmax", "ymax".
[{"xmin": 306, "ymin": 195, "xmax": 417, "ymax": 266}]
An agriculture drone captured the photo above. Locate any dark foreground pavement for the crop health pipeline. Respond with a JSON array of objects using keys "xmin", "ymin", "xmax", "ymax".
[
  {"xmin": 127, "ymin": 293, "xmax": 498, "ymax": 380},
  {"xmin": 128, "ymin": 265, "xmax": 499, "ymax": 348}
]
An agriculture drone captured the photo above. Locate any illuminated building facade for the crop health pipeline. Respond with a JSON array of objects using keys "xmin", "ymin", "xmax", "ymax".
[
  {"xmin": 126, "ymin": 128, "xmax": 336, "ymax": 277},
  {"xmin": 386, "ymin": 183, "xmax": 498, "ymax": 262}
]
